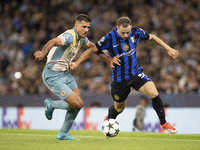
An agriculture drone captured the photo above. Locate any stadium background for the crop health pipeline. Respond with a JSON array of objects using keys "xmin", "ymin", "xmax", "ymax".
[{"xmin": 0, "ymin": 0, "xmax": 200, "ymax": 133}]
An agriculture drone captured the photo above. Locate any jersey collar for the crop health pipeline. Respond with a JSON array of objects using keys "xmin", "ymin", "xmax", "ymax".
[{"xmin": 73, "ymin": 27, "xmax": 80, "ymax": 40}]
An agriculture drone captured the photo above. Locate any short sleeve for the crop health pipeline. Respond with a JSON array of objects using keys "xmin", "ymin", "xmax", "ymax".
[
  {"xmin": 58, "ymin": 32, "xmax": 73, "ymax": 46},
  {"xmin": 138, "ymin": 28, "xmax": 149, "ymax": 40},
  {"xmin": 96, "ymin": 34, "xmax": 110, "ymax": 51},
  {"xmin": 81, "ymin": 37, "xmax": 89, "ymax": 46}
]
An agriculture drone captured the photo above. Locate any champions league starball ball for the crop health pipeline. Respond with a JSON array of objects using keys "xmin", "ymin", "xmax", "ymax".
[{"xmin": 102, "ymin": 119, "xmax": 120, "ymax": 138}]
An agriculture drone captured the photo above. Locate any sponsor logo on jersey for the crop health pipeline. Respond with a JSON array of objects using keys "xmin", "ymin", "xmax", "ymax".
[
  {"xmin": 113, "ymin": 44, "xmax": 119, "ymax": 48},
  {"xmin": 117, "ymin": 48, "xmax": 136, "ymax": 58}
]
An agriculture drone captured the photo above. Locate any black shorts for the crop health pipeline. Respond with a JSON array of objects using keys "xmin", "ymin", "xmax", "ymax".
[{"xmin": 111, "ymin": 72, "xmax": 152, "ymax": 102}]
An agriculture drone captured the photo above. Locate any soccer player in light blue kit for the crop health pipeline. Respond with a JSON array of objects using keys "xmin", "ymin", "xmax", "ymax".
[{"xmin": 34, "ymin": 14, "xmax": 110, "ymax": 140}]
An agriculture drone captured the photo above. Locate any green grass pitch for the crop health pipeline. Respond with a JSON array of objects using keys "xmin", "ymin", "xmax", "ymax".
[{"xmin": 0, "ymin": 129, "xmax": 200, "ymax": 150}]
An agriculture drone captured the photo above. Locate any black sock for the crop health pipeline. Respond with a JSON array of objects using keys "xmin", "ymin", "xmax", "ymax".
[
  {"xmin": 151, "ymin": 95, "xmax": 166, "ymax": 125},
  {"xmin": 108, "ymin": 105, "xmax": 120, "ymax": 119}
]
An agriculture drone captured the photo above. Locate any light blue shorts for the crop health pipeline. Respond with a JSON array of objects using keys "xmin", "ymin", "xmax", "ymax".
[{"xmin": 42, "ymin": 63, "xmax": 78, "ymax": 100}]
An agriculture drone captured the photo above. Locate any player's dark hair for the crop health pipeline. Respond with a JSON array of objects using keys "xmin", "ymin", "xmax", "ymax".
[
  {"xmin": 117, "ymin": 17, "xmax": 132, "ymax": 28},
  {"xmin": 75, "ymin": 14, "xmax": 91, "ymax": 23}
]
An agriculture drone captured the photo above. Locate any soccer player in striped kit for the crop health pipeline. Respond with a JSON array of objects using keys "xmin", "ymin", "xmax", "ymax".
[
  {"xmin": 70, "ymin": 16, "xmax": 179, "ymax": 134},
  {"xmin": 34, "ymin": 14, "xmax": 110, "ymax": 140}
]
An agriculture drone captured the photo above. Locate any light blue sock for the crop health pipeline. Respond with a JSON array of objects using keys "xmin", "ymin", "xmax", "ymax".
[
  {"xmin": 59, "ymin": 109, "xmax": 79, "ymax": 133},
  {"xmin": 50, "ymin": 100, "xmax": 69, "ymax": 110}
]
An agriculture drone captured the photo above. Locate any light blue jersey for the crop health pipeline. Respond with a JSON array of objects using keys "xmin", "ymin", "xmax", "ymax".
[
  {"xmin": 42, "ymin": 28, "xmax": 89, "ymax": 99},
  {"xmin": 47, "ymin": 27, "xmax": 88, "ymax": 71}
]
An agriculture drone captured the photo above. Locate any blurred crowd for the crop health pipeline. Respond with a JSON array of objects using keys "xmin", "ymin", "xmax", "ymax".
[{"xmin": 0, "ymin": 0, "xmax": 200, "ymax": 96}]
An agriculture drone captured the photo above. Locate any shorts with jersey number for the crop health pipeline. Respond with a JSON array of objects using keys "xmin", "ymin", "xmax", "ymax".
[
  {"xmin": 42, "ymin": 63, "xmax": 78, "ymax": 100},
  {"xmin": 111, "ymin": 72, "xmax": 152, "ymax": 102}
]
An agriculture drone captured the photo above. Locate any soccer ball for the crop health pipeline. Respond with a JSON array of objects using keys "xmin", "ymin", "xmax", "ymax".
[{"xmin": 102, "ymin": 119, "xmax": 120, "ymax": 137}]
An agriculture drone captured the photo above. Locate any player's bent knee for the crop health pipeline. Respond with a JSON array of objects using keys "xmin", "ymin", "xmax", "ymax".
[
  {"xmin": 149, "ymin": 91, "xmax": 159, "ymax": 99},
  {"xmin": 65, "ymin": 92, "xmax": 84, "ymax": 109},
  {"xmin": 73, "ymin": 100, "xmax": 83, "ymax": 110},
  {"xmin": 115, "ymin": 107, "xmax": 125, "ymax": 113}
]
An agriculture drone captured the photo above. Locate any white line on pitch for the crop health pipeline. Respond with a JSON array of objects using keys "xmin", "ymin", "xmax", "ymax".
[{"xmin": 0, "ymin": 133, "xmax": 200, "ymax": 142}]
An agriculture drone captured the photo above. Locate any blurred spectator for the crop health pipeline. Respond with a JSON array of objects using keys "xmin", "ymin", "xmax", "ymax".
[
  {"xmin": 0, "ymin": 0, "xmax": 200, "ymax": 95},
  {"xmin": 133, "ymin": 96, "xmax": 149, "ymax": 131},
  {"xmin": 90, "ymin": 102, "xmax": 101, "ymax": 108}
]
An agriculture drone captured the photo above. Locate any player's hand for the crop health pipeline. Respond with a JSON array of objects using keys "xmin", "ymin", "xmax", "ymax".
[
  {"xmin": 34, "ymin": 51, "xmax": 45, "ymax": 60},
  {"xmin": 110, "ymin": 56, "xmax": 121, "ymax": 68},
  {"xmin": 69, "ymin": 62, "xmax": 78, "ymax": 70},
  {"xmin": 167, "ymin": 48, "xmax": 179, "ymax": 59}
]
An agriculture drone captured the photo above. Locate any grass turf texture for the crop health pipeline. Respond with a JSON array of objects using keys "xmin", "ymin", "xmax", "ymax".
[{"xmin": 0, "ymin": 129, "xmax": 200, "ymax": 150}]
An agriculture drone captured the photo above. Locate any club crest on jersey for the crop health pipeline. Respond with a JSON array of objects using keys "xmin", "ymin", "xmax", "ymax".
[
  {"xmin": 130, "ymin": 36, "xmax": 135, "ymax": 43},
  {"xmin": 60, "ymin": 90, "xmax": 66, "ymax": 96},
  {"xmin": 114, "ymin": 95, "xmax": 120, "ymax": 101},
  {"xmin": 123, "ymin": 44, "xmax": 129, "ymax": 51}
]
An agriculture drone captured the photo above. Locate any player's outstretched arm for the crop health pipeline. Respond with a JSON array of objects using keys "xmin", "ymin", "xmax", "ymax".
[
  {"xmin": 95, "ymin": 51, "xmax": 112, "ymax": 64},
  {"xmin": 34, "ymin": 37, "xmax": 63, "ymax": 60},
  {"xmin": 69, "ymin": 45, "xmax": 98, "ymax": 70},
  {"xmin": 85, "ymin": 41, "xmax": 113, "ymax": 65},
  {"xmin": 149, "ymin": 34, "xmax": 179, "ymax": 59},
  {"xmin": 69, "ymin": 47, "xmax": 120, "ymax": 70}
]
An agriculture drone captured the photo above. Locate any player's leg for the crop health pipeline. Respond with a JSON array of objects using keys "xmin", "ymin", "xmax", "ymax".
[
  {"xmin": 43, "ymin": 68, "xmax": 83, "ymax": 117},
  {"xmin": 137, "ymin": 81, "xmax": 158, "ymax": 99},
  {"xmin": 42, "ymin": 68, "xmax": 68, "ymax": 118},
  {"xmin": 139, "ymin": 81, "xmax": 165, "ymax": 120},
  {"xmin": 138, "ymin": 81, "xmax": 166, "ymax": 124},
  {"xmin": 107, "ymin": 80, "xmax": 130, "ymax": 120},
  {"xmin": 43, "ymin": 82, "xmax": 80, "ymax": 120},
  {"xmin": 43, "ymin": 69, "xmax": 82, "ymax": 139},
  {"xmin": 56, "ymin": 72, "xmax": 83, "ymax": 140},
  {"xmin": 48, "ymin": 87, "xmax": 82, "ymax": 110},
  {"xmin": 45, "ymin": 88, "xmax": 82, "ymax": 111},
  {"xmin": 57, "ymin": 108, "xmax": 79, "ymax": 140},
  {"xmin": 107, "ymin": 100, "xmax": 127, "ymax": 119},
  {"xmin": 138, "ymin": 81, "xmax": 177, "ymax": 134},
  {"xmin": 114, "ymin": 100, "xmax": 127, "ymax": 113},
  {"xmin": 63, "ymin": 87, "xmax": 83, "ymax": 110},
  {"xmin": 57, "ymin": 87, "xmax": 82, "ymax": 140}
]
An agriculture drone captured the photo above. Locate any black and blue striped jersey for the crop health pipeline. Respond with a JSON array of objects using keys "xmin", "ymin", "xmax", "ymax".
[{"xmin": 96, "ymin": 27, "xmax": 149, "ymax": 82}]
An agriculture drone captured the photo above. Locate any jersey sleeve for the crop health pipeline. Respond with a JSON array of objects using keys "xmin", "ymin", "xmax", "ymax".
[
  {"xmin": 80, "ymin": 37, "xmax": 89, "ymax": 46},
  {"xmin": 58, "ymin": 32, "xmax": 73, "ymax": 46},
  {"xmin": 95, "ymin": 34, "xmax": 110, "ymax": 51},
  {"xmin": 138, "ymin": 28, "xmax": 149, "ymax": 40}
]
